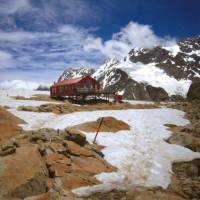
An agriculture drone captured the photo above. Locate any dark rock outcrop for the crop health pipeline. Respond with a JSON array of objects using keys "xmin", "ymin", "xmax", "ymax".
[
  {"xmin": 58, "ymin": 67, "xmax": 95, "ymax": 81},
  {"xmin": 104, "ymin": 68, "xmax": 151, "ymax": 100},
  {"xmin": 146, "ymin": 85, "xmax": 169, "ymax": 101},
  {"xmin": 129, "ymin": 36, "xmax": 200, "ymax": 81},
  {"xmin": 170, "ymin": 95, "xmax": 185, "ymax": 102},
  {"xmin": 187, "ymin": 79, "xmax": 200, "ymax": 101}
]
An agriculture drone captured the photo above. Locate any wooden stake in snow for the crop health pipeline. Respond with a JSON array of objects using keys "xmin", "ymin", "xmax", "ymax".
[{"xmin": 93, "ymin": 117, "xmax": 104, "ymax": 144}]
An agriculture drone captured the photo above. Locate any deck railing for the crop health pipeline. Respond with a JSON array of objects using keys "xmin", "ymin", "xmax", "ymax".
[{"xmin": 75, "ymin": 88, "xmax": 114, "ymax": 94}]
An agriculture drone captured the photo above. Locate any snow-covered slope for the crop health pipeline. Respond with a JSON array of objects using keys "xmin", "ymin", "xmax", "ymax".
[
  {"xmin": 129, "ymin": 36, "xmax": 200, "ymax": 80},
  {"xmin": 116, "ymin": 59, "xmax": 191, "ymax": 96},
  {"xmin": 94, "ymin": 36, "xmax": 200, "ymax": 100},
  {"xmin": 58, "ymin": 67, "xmax": 95, "ymax": 81}
]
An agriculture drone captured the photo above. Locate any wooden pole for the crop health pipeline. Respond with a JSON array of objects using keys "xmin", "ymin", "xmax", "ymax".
[{"xmin": 93, "ymin": 117, "xmax": 104, "ymax": 144}]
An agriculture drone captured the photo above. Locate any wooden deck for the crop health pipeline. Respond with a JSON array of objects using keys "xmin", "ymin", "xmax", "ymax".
[{"xmin": 75, "ymin": 88, "xmax": 115, "ymax": 95}]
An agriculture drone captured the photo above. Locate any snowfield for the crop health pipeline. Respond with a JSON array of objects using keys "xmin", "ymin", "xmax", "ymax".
[
  {"xmin": 0, "ymin": 89, "xmax": 57, "ymax": 109},
  {"xmin": 1, "ymin": 89, "xmax": 200, "ymax": 197},
  {"xmin": 93, "ymin": 58, "xmax": 192, "ymax": 97}
]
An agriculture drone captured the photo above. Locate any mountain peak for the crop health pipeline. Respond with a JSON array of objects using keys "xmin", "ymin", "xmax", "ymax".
[{"xmin": 58, "ymin": 67, "xmax": 95, "ymax": 81}]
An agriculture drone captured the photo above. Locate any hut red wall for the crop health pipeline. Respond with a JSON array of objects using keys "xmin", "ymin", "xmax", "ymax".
[{"xmin": 50, "ymin": 76, "xmax": 100, "ymax": 97}]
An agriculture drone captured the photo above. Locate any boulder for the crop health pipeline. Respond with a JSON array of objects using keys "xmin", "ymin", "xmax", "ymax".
[
  {"xmin": 187, "ymin": 80, "xmax": 200, "ymax": 100},
  {"xmin": 168, "ymin": 132, "xmax": 200, "ymax": 152},
  {"xmin": 0, "ymin": 106, "xmax": 24, "ymax": 145},
  {"xmin": 0, "ymin": 144, "xmax": 16, "ymax": 156},
  {"xmin": 146, "ymin": 85, "xmax": 169, "ymax": 101},
  {"xmin": 71, "ymin": 116, "xmax": 130, "ymax": 133},
  {"xmin": 173, "ymin": 159, "xmax": 200, "ymax": 178},
  {"xmin": 70, "ymin": 156, "xmax": 114, "ymax": 174},
  {"xmin": 48, "ymin": 142, "xmax": 68, "ymax": 154},
  {"xmin": 170, "ymin": 95, "xmax": 185, "ymax": 102},
  {"xmin": 63, "ymin": 128, "xmax": 87, "ymax": 146},
  {"xmin": 170, "ymin": 159, "xmax": 200, "ymax": 199},
  {"xmin": 55, "ymin": 173, "xmax": 100, "ymax": 191},
  {"xmin": 24, "ymin": 193, "xmax": 53, "ymax": 200},
  {"xmin": 65, "ymin": 140, "xmax": 94, "ymax": 157},
  {"xmin": 0, "ymin": 145, "xmax": 49, "ymax": 199},
  {"xmin": 127, "ymin": 187, "xmax": 184, "ymax": 200},
  {"xmin": 45, "ymin": 153, "xmax": 71, "ymax": 167},
  {"xmin": 30, "ymin": 128, "xmax": 61, "ymax": 143},
  {"xmin": 49, "ymin": 163, "xmax": 71, "ymax": 177},
  {"xmin": 17, "ymin": 105, "xmax": 39, "ymax": 112}
]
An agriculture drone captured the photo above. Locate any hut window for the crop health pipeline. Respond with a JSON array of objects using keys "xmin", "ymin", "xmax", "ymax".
[
  {"xmin": 85, "ymin": 80, "xmax": 92, "ymax": 89},
  {"xmin": 52, "ymin": 88, "xmax": 56, "ymax": 93},
  {"xmin": 59, "ymin": 86, "xmax": 64, "ymax": 93}
]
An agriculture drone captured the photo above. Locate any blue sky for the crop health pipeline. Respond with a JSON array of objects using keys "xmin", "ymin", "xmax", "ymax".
[{"xmin": 0, "ymin": 0, "xmax": 199, "ymax": 84}]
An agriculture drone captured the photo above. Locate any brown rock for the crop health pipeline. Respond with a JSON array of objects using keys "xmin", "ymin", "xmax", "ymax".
[
  {"xmin": 48, "ymin": 142, "xmax": 67, "ymax": 154},
  {"xmin": 127, "ymin": 187, "xmax": 184, "ymax": 200},
  {"xmin": 0, "ymin": 145, "xmax": 16, "ymax": 156},
  {"xmin": 170, "ymin": 176, "xmax": 200, "ymax": 200},
  {"xmin": 187, "ymin": 80, "xmax": 200, "ymax": 101},
  {"xmin": 169, "ymin": 159, "xmax": 200, "ymax": 199},
  {"xmin": 24, "ymin": 192, "xmax": 53, "ymax": 200},
  {"xmin": 56, "ymin": 173, "xmax": 100, "ymax": 190},
  {"xmin": 65, "ymin": 140, "xmax": 93, "ymax": 157},
  {"xmin": 0, "ymin": 145, "xmax": 49, "ymax": 199},
  {"xmin": 0, "ymin": 106, "xmax": 24, "ymax": 145},
  {"xmin": 71, "ymin": 116, "xmax": 130, "ymax": 133},
  {"xmin": 170, "ymin": 95, "xmax": 185, "ymax": 102},
  {"xmin": 146, "ymin": 85, "xmax": 169, "ymax": 102},
  {"xmin": 49, "ymin": 163, "xmax": 71, "ymax": 177},
  {"xmin": 46, "ymin": 153, "xmax": 71, "ymax": 166},
  {"xmin": 71, "ymin": 156, "xmax": 113, "ymax": 174},
  {"xmin": 64, "ymin": 128, "xmax": 87, "ymax": 146},
  {"xmin": 17, "ymin": 105, "xmax": 39, "ymax": 112}
]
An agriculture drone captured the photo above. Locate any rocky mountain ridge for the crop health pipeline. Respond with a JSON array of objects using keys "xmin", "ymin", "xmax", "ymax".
[
  {"xmin": 129, "ymin": 36, "xmax": 200, "ymax": 80},
  {"xmin": 58, "ymin": 67, "xmax": 95, "ymax": 81},
  {"xmin": 59, "ymin": 36, "xmax": 200, "ymax": 101}
]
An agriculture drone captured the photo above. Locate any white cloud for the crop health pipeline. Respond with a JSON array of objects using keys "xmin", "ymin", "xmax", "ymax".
[
  {"xmin": 0, "ymin": 21, "xmax": 177, "ymax": 82},
  {"xmin": 0, "ymin": 31, "xmax": 38, "ymax": 42},
  {"xmin": 0, "ymin": 50, "xmax": 13, "ymax": 68},
  {"xmin": 0, "ymin": 0, "xmax": 30, "ymax": 14},
  {"xmin": 84, "ymin": 21, "xmax": 177, "ymax": 59},
  {"xmin": 0, "ymin": 0, "xmax": 99, "ymax": 31},
  {"xmin": 0, "ymin": 24, "xmax": 102, "ymax": 71}
]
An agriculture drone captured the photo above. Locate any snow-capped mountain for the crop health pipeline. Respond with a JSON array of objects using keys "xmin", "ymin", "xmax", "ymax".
[
  {"xmin": 93, "ymin": 59, "xmax": 169, "ymax": 101},
  {"xmin": 129, "ymin": 36, "xmax": 200, "ymax": 80},
  {"xmin": 56, "ymin": 36, "xmax": 200, "ymax": 101},
  {"xmin": 58, "ymin": 67, "xmax": 95, "ymax": 81},
  {"xmin": 93, "ymin": 36, "xmax": 200, "ymax": 100}
]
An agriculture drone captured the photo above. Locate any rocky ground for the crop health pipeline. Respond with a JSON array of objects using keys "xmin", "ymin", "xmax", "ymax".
[
  {"xmin": 0, "ymin": 106, "xmax": 117, "ymax": 199},
  {"xmin": 70, "ymin": 117, "xmax": 130, "ymax": 133},
  {"xmin": 0, "ymin": 106, "xmax": 25, "ymax": 146},
  {"xmin": 13, "ymin": 94, "xmax": 59, "ymax": 102},
  {"xmin": 81, "ymin": 100, "xmax": 200, "ymax": 200},
  {"xmin": 1, "ymin": 102, "xmax": 199, "ymax": 200},
  {"xmin": 1, "ymin": 87, "xmax": 200, "ymax": 199},
  {"xmin": 17, "ymin": 101, "xmax": 159, "ymax": 115},
  {"xmin": 165, "ymin": 100, "xmax": 200, "ymax": 200}
]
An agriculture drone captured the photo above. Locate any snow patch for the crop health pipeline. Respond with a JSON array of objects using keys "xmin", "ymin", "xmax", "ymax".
[
  {"xmin": 162, "ymin": 45, "xmax": 182, "ymax": 57},
  {"xmin": 0, "ymin": 89, "xmax": 56, "ymax": 109},
  {"xmin": 116, "ymin": 60, "xmax": 191, "ymax": 96}
]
